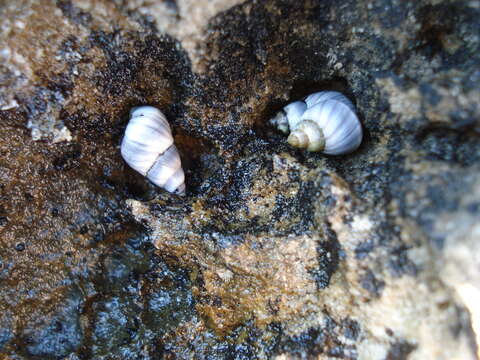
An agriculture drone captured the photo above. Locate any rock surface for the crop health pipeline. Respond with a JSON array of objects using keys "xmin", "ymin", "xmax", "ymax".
[{"xmin": 0, "ymin": 0, "xmax": 479, "ymax": 359}]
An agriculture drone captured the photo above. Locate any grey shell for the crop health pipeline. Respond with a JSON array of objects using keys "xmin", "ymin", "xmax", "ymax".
[{"xmin": 121, "ymin": 106, "xmax": 186, "ymax": 195}]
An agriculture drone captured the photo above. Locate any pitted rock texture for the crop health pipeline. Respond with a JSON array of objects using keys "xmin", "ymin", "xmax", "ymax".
[{"xmin": 0, "ymin": 0, "xmax": 479, "ymax": 359}]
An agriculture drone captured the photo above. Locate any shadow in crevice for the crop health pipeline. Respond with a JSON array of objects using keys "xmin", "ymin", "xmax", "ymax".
[{"xmin": 173, "ymin": 130, "xmax": 223, "ymax": 197}]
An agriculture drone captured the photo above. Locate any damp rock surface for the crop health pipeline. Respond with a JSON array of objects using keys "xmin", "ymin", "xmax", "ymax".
[{"xmin": 0, "ymin": 0, "xmax": 479, "ymax": 359}]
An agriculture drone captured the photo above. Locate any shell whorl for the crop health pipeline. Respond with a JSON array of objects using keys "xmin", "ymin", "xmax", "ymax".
[
  {"xmin": 271, "ymin": 91, "xmax": 362, "ymax": 155},
  {"xmin": 121, "ymin": 106, "xmax": 186, "ymax": 195},
  {"xmin": 269, "ymin": 101, "xmax": 306, "ymax": 134},
  {"xmin": 304, "ymin": 91, "xmax": 356, "ymax": 113},
  {"xmin": 287, "ymin": 120, "xmax": 325, "ymax": 152}
]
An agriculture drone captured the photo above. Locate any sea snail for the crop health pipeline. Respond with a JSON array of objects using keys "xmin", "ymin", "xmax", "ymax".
[
  {"xmin": 121, "ymin": 106, "xmax": 186, "ymax": 195},
  {"xmin": 270, "ymin": 91, "xmax": 362, "ymax": 154}
]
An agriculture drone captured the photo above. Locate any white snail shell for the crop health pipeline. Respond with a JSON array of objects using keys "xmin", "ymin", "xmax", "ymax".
[
  {"xmin": 121, "ymin": 106, "xmax": 186, "ymax": 195},
  {"xmin": 270, "ymin": 91, "xmax": 362, "ymax": 155}
]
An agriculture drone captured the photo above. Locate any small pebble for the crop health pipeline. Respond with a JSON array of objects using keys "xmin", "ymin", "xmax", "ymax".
[{"xmin": 15, "ymin": 243, "xmax": 25, "ymax": 252}]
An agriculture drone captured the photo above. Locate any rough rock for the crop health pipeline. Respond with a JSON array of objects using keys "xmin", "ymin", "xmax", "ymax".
[{"xmin": 0, "ymin": 0, "xmax": 479, "ymax": 359}]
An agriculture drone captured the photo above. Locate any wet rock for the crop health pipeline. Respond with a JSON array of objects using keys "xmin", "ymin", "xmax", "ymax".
[
  {"xmin": 0, "ymin": 0, "xmax": 479, "ymax": 359},
  {"xmin": 22, "ymin": 290, "xmax": 84, "ymax": 359}
]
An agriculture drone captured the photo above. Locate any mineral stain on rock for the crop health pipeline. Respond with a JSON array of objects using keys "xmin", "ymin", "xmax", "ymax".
[{"xmin": 1, "ymin": 0, "xmax": 479, "ymax": 359}]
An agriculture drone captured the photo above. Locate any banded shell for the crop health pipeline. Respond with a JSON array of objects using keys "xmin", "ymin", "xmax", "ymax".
[
  {"xmin": 270, "ymin": 91, "xmax": 362, "ymax": 155},
  {"xmin": 121, "ymin": 106, "xmax": 186, "ymax": 195}
]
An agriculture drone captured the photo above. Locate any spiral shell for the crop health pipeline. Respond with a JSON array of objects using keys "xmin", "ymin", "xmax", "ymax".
[
  {"xmin": 121, "ymin": 106, "xmax": 186, "ymax": 195},
  {"xmin": 270, "ymin": 91, "xmax": 362, "ymax": 155}
]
